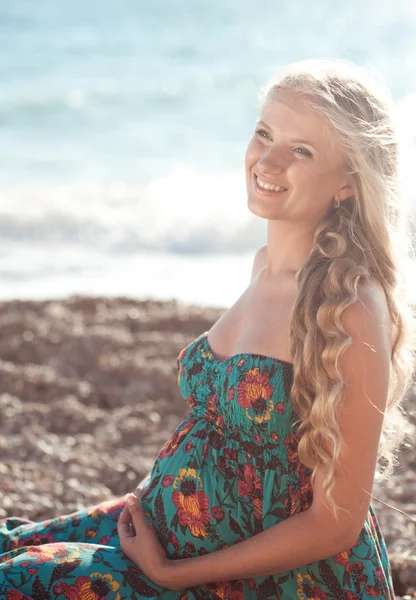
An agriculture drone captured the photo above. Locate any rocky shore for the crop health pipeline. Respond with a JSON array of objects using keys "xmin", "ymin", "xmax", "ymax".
[{"xmin": 0, "ymin": 295, "xmax": 414, "ymax": 598}]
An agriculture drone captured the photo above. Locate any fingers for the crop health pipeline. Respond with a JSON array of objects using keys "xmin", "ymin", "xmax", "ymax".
[
  {"xmin": 117, "ymin": 501, "xmax": 135, "ymax": 541},
  {"xmin": 117, "ymin": 493, "xmax": 145, "ymax": 543},
  {"xmin": 126, "ymin": 493, "xmax": 148, "ymax": 529},
  {"xmin": 118, "ymin": 501, "xmax": 132, "ymax": 524},
  {"xmin": 126, "ymin": 493, "xmax": 142, "ymax": 515}
]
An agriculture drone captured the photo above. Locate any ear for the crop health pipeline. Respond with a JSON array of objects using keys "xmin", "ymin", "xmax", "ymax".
[{"xmin": 335, "ymin": 182, "xmax": 355, "ymax": 203}]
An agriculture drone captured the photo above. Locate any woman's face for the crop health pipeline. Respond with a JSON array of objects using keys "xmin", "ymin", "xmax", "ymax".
[{"xmin": 245, "ymin": 88, "xmax": 352, "ymax": 224}]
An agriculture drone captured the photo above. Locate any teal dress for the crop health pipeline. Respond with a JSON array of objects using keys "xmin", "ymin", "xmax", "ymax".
[{"xmin": 0, "ymin": 330, "xmax": 395, "ymax": 599}]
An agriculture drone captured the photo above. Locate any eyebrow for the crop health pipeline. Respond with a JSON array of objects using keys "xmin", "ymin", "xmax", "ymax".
[{"xmin": 256, "ymin": 120, "xmax": 319, "ymax": 152}]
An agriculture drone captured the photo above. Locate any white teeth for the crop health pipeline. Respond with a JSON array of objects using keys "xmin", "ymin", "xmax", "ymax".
[{"xmin": 256, "ymin": 175, "xmax": 286, "ymax": 192}]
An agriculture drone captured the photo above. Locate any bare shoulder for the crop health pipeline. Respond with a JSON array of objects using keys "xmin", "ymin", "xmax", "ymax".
[
  {"xmin": 344, "ymin": 276, "xmax": 390, "ymax": 326},
  {"xmin": 341, "ymin": 276, "xmax": 392, "ymax": 367},
  {"xmin": 250, "ymin": 244, "xmax": 267, "ymax": 284}
]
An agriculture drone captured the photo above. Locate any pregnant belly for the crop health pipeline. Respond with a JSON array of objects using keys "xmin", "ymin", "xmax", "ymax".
[{"xmin": 139, "ymin": 420, "xmax": 260, "ymax": 558}]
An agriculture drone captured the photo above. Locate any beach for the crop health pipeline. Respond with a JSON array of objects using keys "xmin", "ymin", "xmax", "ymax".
[{"xmin": 0, "ymin": 294, "xmax": 414, "ymax": 597}]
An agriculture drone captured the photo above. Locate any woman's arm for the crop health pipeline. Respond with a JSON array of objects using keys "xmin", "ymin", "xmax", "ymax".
[{"xmin": 163, "ymin": 279, "xmax": 392, "ymax": 590}]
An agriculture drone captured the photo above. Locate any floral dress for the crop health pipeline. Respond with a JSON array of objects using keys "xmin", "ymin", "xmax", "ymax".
[{"xmin": 0, "ymin": 330, "xmax": 395, "ymax": 600}]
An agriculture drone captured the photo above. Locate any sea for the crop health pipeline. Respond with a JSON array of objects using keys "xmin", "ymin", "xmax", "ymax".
[{"xmin": 1, "ymin": 0, "xmax": 416, "ymax": 308}]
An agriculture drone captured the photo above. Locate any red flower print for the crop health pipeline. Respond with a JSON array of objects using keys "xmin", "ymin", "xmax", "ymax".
[
  {"xmin": 211, "ymin": 506, "xmax": 225, "ymax": 521},
  {"xmin": 184, "ymin": 441, "xmax": 194, "ymax": 453},
  {"xmin": 238, "ymin": 463, "xmax": 262, "ymax": 501},
  {"xmin": 210, "ymin": 579, "xmax": 244, "ymax": 600},
  {"xmin": 275, "ymin": 401, "xmax": 286, "ymax": 414},
  {"xmin": 284, "ymin": 432, "xmax": 299, "ymax": 464},
  {"xmin": 227, "ymin": 364, "xmax": 234, "ymax": 374},
  {"xmin": 253, "ymin": 433, "xmax": 263, "ymax": 444},
  {"xmin": 312, "ymin": 588, "xmax": 327, "ymax": 600},
  {"xmin": 224, "ymin": 447, "xmax": 238, "ymax": 461},
  {"xmin": 228, "ymin": 387, "xmax": 235, "ymax": 400},
  {"xmin": 185, "ymin": 541, "xmax": 196, "ymax": 553},
  {"xmin": 172, "ymin": 468, "xmax": 211, "ymax": 539},
  {"xmin": 350, "ymin": 562, "xmax": 367, "ymax": 585},
  {"xmin": 362, "ymin": 566, "xmax": 388, "ymax": 598},
  {"xmin": 229, "ymin": 593, "xmax": 245, "ymax": 600},
  {"xmin": 162, "ymin": 475, "xmax": 175, "ymax": 487},
  {"xmin": 218, "ymin": 456, "xmax": 227, "ymax": 472},
  {"xmin": 270, "ymin": 432, "xmax": 279, "ymax": 441},
  {"xmin": 203, "ymin": 441, "xmax": 209, "ymax": 458},
  {"xmin": 159, "ymin": 418, "xmax": 196, "ymax": 459},
  {"xmin": 5, "ymin": 591, "xmax": 27, "ymax": 600},
  {"xmin": 169, "ymin": 530, "xmax": 180, "ymax": 551},
  {"xmin": 98, "ymin": 535, "xmax": 111, "ymax": 545},
  {"xmin": 9, "ymin": 530, "xmax": 55, "ymax": 550},
  {"xmin": 236, "ymin": 368, "xmax": 274, "ymax": 423},
  {"xmin": 284, "ymin": 469, "xmax": 313, "ymax": 516},
  {"xmin": 334, "ymin": 549, "xmax": 352, "ymax": 569}
]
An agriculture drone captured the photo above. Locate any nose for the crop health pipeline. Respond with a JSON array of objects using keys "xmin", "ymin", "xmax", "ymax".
[{"xmin": 256, "ymin": 146, "xmax": 285, "ymax": 178}]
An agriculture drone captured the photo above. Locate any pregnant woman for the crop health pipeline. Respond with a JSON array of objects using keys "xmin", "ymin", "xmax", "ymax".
[{"xmin": 1, "ymin": 58, "xmax": 414, "ymax": 600}]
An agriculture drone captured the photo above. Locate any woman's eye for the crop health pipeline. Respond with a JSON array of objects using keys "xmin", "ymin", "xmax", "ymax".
[
  {"xmin": 255, "ymin": 131, "xmax": 312, "ymax": 157},
  {"xmin": 255, "ymin": 128, "xmax": 271, "ymax": 140},
  {"xmin": 294, "ymin": 147, "xmax": 312, "ymax": 157}
]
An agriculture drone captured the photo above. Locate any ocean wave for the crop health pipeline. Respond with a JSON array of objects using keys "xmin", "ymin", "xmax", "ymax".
[{"xmin": 0, "ymin": 167, "xmax": 265, "ymax": 253}]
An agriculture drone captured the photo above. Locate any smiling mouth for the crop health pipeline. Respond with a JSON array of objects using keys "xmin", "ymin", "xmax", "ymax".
[{"xmin": 254, "ymin": 174, "xmax": 288, "ymax": 193}]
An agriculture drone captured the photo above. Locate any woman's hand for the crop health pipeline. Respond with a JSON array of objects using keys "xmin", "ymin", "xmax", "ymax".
[{"xmin": 117, "ymin": 493, "xmax": 172, "ymax": 588}]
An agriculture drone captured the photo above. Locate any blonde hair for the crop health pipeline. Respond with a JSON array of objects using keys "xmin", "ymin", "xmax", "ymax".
[{"xmin": 259, "ymin": 58, "xmax": 416, "ymax": 519}]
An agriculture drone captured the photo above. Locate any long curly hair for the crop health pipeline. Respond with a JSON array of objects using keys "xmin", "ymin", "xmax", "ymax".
[{"xmin": 258, "ymin": 58, "xmax": 416, "ymax": 519}]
